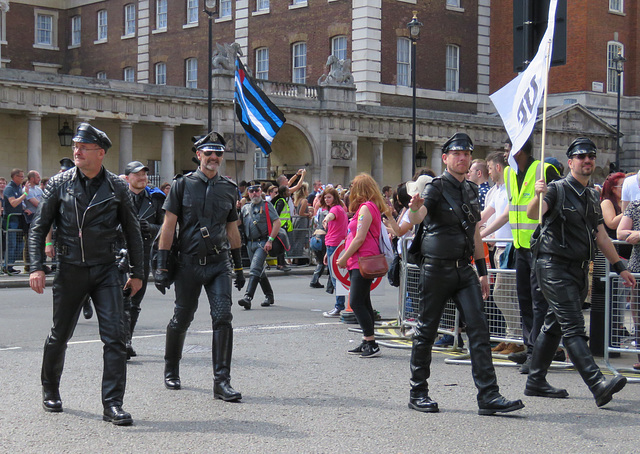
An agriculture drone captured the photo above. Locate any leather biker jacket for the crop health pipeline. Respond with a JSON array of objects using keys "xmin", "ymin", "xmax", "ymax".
[{"xmin": 29, "ymin": 167, "xmax": 145, "ymax": 279}]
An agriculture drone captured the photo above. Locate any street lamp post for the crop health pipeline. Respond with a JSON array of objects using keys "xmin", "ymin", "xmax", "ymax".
[
  {"xmin": 407, "ymin": 12, "xmax": 423, "ymax": 177},
  {"xmin": 613, "ymin": 51, "xmax": 626, "ymax": 172},
  {"xmin": 203, "ymin": 0, "xmax": 217, "ymax": 134}
]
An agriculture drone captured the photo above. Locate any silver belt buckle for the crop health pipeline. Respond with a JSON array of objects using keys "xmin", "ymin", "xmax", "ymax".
[
  {"xmin": 200, "ymin": 226, "xmax": 210, "ymax": 238},
  {"xmin": 456, "ymin": 259, "xmax": 465, "ymax": 268},
  {"xmin": 199, "ymin": 257, "xmax": 207, "ymax": 265}
]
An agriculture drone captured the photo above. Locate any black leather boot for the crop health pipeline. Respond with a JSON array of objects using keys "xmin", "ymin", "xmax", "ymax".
[
  {"xmin": 127, "ymin": 310, "xmax": 139, "ymax": 358},
  {"xmin": 409, "ymin": 335, "xmax": 439, "ymax": 412},
  {"xmin": 212, "ymin": 325, "xmax": 242, "ymax": 402},
  {"xmin": 310, "ymin": 263, "xmax": 325, "ymax": 287},
  {"xmin": 525, "ymin": 331, "xmax": 568, "ymax": 398},
  {"xmin": 260, "ymin": 275, "xmax": 274, "ymax": 307},
  {"xmin": 42, "ymin": 388, "xmax": 63, "ymax": 413},
  {"xmin": 238, "ymin": 276, "xmax": 260, "ymax": 310},
  {"xmin": 564, "ymin": 336, "xmax": 627, "ymax": 407},
  {"xmin": 164, "ymin": 325, "xmax": 186, "ymax": 390}
]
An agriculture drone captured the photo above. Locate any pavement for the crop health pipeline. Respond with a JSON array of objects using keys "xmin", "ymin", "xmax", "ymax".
[{"xmin": 1, "ymin": 271, "xmax": 639, "ymax": 452}]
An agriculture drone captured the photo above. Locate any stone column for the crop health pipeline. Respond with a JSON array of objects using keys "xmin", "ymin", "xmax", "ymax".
[
  {"xmin": 160, "ymin": 124, "xmax": 175, "ymax": 184},
  {"xmin": 402, "ymin": 140, "xmax": 413, "ymax": 182},
  {"xmin": 430, "ymin": 142, "xmax": 443, "ymax": 175},
  {"xmin": 118, "ymin": 121, "xmax": 134, "ymax": 174},
  {"xmin": 371, "ymin": 139, "xmax": 384, "ymax": 185},
  {"xmin": 27, "ymin": 113, "xmax": 43, "ymax": 172}
]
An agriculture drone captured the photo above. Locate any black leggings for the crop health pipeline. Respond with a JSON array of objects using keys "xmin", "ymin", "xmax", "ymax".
[{"xmin": 349, "ymin": 269, "xmax": 375, "ymax": 337}]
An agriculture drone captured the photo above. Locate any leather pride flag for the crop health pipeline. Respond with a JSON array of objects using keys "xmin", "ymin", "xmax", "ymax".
[{"xmin": 234, "ymin": 57, "xmax": 286, "ymax": 156}]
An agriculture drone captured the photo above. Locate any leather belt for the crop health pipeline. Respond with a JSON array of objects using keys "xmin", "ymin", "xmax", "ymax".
[
  {"xmin": 537, "ymin": 253, "xmax": 590, "ymax": 269},
  {"xmin": 422, "ymin": 257, "xmax": 470, "ymax": 268},
  {"xmin": 179, "ymin": 251, "xmax": 228, "ymax": 266}
]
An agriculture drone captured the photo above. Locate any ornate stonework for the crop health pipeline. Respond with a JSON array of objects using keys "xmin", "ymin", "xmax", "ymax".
[{"xmin": 331, "ymin": 141, "xmax": 352, "ymax": 159}]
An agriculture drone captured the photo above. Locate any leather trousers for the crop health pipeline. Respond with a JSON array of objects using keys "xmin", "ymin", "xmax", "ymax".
[
  {"xmin": 535, "ymin": 257, "xmax": 606, "ymax": 389},
  {"xmin": 168, "ymin": 259, "xmax": 233, "ymax": 333},
  {"xmin": 411, "ymin": 261, "xmax": 500, "ymax": 403},
  {"xmin": 515, "ymin": 247, "xmax": 548, "ymax": 352},
  {"xmin": 42, "ymin": 262, "xmax": 127, "ymax": 407}
]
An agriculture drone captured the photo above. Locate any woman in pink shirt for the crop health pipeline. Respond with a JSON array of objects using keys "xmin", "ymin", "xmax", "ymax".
[
  {"xmin": 336, "ymin": 174, "xmax": 391, "ymax": 358},
  {"xmin": 321, "ymin": 187, "xmax": 348, "ymax": 317}
]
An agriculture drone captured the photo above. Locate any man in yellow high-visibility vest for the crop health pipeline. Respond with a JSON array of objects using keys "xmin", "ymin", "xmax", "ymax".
[{"xmin": 481, "ymin": 138, "xmax": 561, "ymax": 374}]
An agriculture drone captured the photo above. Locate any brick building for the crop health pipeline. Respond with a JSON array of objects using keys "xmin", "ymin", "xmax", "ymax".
[
  {"xmin": 0, "ymin": 0, "xmax": 623, "ymax": 186},
  {"xmin": 492, "ymin": 0, "xmax": 639, "ymax": 171}
]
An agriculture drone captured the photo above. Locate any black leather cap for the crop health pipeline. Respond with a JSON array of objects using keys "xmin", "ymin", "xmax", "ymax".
[
  {"xmin": 442, "ymin": 132, "xmax": 474, "ymax": 154},
  {"xmin": 59, "ymin": 157, "xmax": 74, "ymax": 171},
  {"xmin": 192, "ymin": 132, "xmax": 226, "ymax": 153},
  {"xmin": 124, "ymin": 161, "xmax": 149, "ymax": 175},
  {"xmin": 567, "ymin": 137, "xmax": 597, "ymax": 158},
  {"xmin": 72, "ymin": 123, "xmax": 112, "ymax": 151}
]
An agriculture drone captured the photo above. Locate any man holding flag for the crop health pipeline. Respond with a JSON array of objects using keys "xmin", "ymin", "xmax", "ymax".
[{"xmin": 487, "ymin": 0, "xmax": 564, "ymax": 373}]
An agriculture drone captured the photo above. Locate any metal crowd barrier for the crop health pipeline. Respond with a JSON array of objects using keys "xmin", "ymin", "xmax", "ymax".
[
  {"xmin": 604, "ymin": 252, "xmax": 640, "ymax": 383},
  {"xmin": 3, "ymin": 213, "xmax": 26, "ymax": 272},
  {"xmin": 282, "ymin": 214, "xmax": 312, "ymax": 261}
]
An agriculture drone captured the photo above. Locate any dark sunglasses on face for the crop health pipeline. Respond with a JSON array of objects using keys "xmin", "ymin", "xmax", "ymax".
[
  {"xmin": 248, "ymin": 187, "xmax": 261, "ymax": 193},
  {"xmin": 201, "ymin": 149, "xmax": 224, "ymax": 157},
  {"xmin": 572, "ymin": 153, "xmax": 596, "ymax": 160}
]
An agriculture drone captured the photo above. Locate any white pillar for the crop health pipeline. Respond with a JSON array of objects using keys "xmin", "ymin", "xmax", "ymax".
[
  {"xmin": 431, "ymin": 142, "xmax": 443, "ymax": 175},
  {"xmin": 160, "ymin": 124, "xmax": 175, "ymax": 184},
  {"xmin": 402, "ymin": 140, "xmax": 413, "ymax": 182},
  {"xmin": 119, "ymin": 121, "xmax": 134, "ymax": 174},
  {"xmin": 371, "ymin": 139, "xmax": 383, "ymax": 185},
  {"xmin": 27, "ymin": 113, "xmax": 43, "ymax": 172}
]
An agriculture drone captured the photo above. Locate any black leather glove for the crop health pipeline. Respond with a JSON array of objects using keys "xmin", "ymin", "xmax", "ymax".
[
  {"xmin": 234, "ymin": 269, "xmax": 245, "ymax": 291},
  {"xmin": 154, "ymin": 250, "xmax": 170, "ymax": 295},
  {"xmin": 139, "ymin": 219, "xmax": 151, "ymax": 236}
]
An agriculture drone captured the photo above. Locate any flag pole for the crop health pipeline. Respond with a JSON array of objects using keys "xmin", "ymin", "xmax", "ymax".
[
  {"xmin": 538, "ymin": 39, "xmax": 553, "ymax": 222},
  {"xmin": 233, "ymin": 97, "xmax": 239, "ymax": 186}
]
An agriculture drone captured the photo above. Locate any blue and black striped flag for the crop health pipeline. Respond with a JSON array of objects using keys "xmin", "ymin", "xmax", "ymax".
[{"xmin": 234, "ymin": 57, "xmax": 286, "ymax": 155}]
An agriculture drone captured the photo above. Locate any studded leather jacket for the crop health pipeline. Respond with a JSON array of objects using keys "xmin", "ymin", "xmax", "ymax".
[{"xmin": 29, "ymin": 167, "xmax": 144, "ymax": 279}]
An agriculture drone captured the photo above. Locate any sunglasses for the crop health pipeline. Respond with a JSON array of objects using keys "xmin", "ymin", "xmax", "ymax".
[
  {"xmin": 248, "ymin": 187, "xmax": 261, "ymax": 193},
  {"xmin": 200, "ymin": 147, "xmax": 224, "ymax": 157},
  {"xmin": 572, "ymin": 153, "xmax": 596, "ymax": 160}
]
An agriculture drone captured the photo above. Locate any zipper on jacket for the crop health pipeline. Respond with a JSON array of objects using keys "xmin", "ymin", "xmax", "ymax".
[{"xmin": 75, "ymin": 194, "xmax": 115, "ymax": 263}]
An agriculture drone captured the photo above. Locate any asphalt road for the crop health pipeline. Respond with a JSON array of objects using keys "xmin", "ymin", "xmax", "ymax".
[{"xmin": 1, "ymin": 273, "xmax": 639, "ymax": 453}]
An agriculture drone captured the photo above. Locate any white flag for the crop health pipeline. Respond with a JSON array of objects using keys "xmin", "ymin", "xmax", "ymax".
[{"xmin": 490, "ymin": 0, "xmax": 558, "ymax": 171}]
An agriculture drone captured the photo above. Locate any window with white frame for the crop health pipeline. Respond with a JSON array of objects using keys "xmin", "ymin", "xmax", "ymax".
[
  {"xmin": 446, "ymin": 44, "xmax": 460, "ymax": 92},
  {"xmin": 446, "ymin": 0, "xmax": 461, "ymax": 7},
  {"xmin": 97, "ymin": 71, "xmax": 107, "ymax": 79},
  {"xmin": 220, "ymin": 0, "xmax": 232, "ymax": 18},
  {"xmin": 124, "ymin": 4, "xmax": 136, "ymax": 36},
  {"xmin": 156, "ymin": 0, "xmax": 167, "ymax": 30},
  {"xmin": 292, "ymin": 42, "xmax": 306, "ymax": 84},
  {"xmin": 397, "ymin": 38, "xmax": 410, "ymax": 87},
  {"xmin": 607, "ymin": 42, "xmax": 624, "ymax": 93},
  {"xmin": 0, "ymin": 10, "xmax": 6, "ymax": 47},
  {"xmin": 609, "ymin": 0, "xmax": 623, "ymax": 13},
  {"xmin": 257, "ymin": 0, "xmax": 270, "ymax": 11},
  {"xmin": 256, "ymin": 48, "xmax": 269, "ymax": 80},
  {"xmin": 186, "ymin": 58, "xmax": 198, "ymax": 88},
  {"xmin": 123, "ymin": 66, "xmax": 135, "ymax": 82},
  {"xmin": 255, "ymin": 150, "xmax": 268, "ymax": 180},
  {"xmin": 187, "ymin": 0, "xmax": 199, "ymax": 24},
  {"xmin": 97, "ymin": 10, "xmax": 108, "ymax": 41},
  {"xmin": 156, "ymin": 62, "xmax": 167, "ymax": 85},
  {"xmin": 293, "ymin": 0, "xmax": 307, "ymax": 4},
  {"xmin": 35, "ymin": 13, "xmax": 53, "ymax": 46},
  {"xmin": 71, "ymin": 15, "xmax": 81, "ymax": 46},
  {"xmin": 332, "ymin": 36, "xmax": 347, "ymax": 61}
]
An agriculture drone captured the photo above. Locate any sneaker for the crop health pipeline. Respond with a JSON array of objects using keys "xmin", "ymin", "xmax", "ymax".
[
  {"xmin": 310, "ymin": 282, "xmax": 324, "ymax": 288},
  {"xmin": 348, "ymin": 341, "xmax": 366, "ymax": 355},
  {"xmin": 323, "ymin": 308, "xmax": 342, "ymax": 318},
  {"xmin": 360, "ymin": 342, "xmax": 381, "ymax": 358},
  {"xmin": 277, "ymin": 265, "xmax": 291, "ymax": 272}
]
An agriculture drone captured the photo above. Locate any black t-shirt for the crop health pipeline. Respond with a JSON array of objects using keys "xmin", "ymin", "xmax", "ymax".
[
  {"xmin": 163, "ymin": 169, "xmax": 238, "ymax": 256},
  {"xmin": 539, "ymin": 175, "xmax": 603, "ymax": 261},
  {"xmin": 420, "ymin": 171, "xmax": 481, "ymax": 260}
]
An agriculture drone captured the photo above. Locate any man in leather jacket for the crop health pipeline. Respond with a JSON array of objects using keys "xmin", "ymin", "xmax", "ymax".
[
  {"xmin": 29, "ymin": 123, "xmax": 144, "ymax": 426},
  {"xmin": 123, "ymin": 161, "xmax": 165, "ymax": 358},
  {"xmin": 406, "ymin": 132, "xmax": 524, "ymax": 416},
  {"xmin": 154, "ymin": 132, "xmax": 246, "ymax": 402},
  {"xmin": 525, "ymin": 137, "xmax": 635, "ymax": 407}
]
